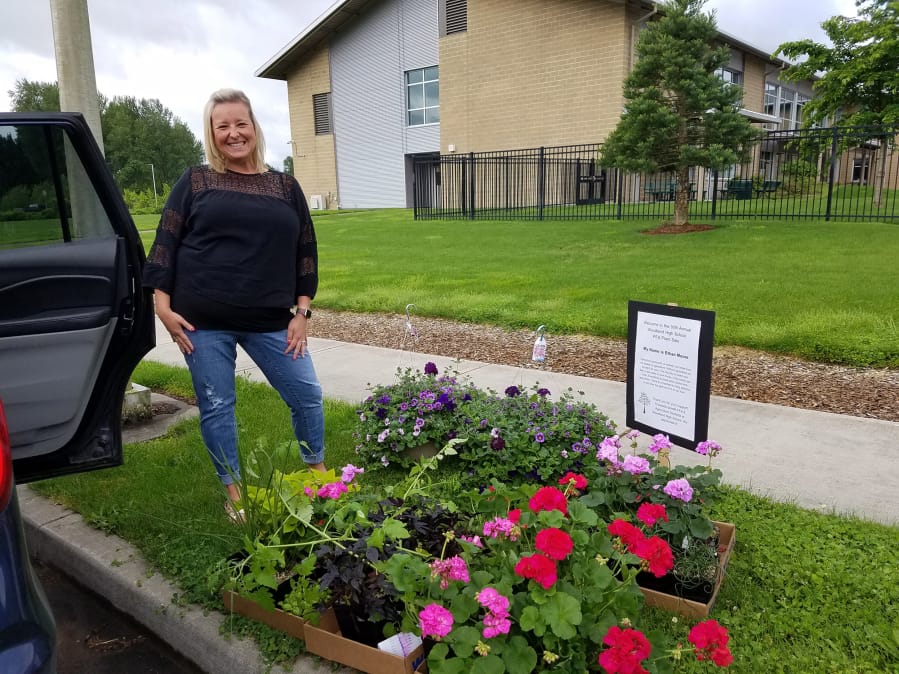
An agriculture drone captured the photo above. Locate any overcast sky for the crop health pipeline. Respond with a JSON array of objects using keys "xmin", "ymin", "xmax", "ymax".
[{"xmin": 1, "ymin": 0, "xmax": 857, "ymax": 167}]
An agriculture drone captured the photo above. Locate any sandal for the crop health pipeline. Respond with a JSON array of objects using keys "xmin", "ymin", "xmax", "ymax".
[{"xmin": 224, "ymin": 501, "xmax": 246, "ymax": 524}]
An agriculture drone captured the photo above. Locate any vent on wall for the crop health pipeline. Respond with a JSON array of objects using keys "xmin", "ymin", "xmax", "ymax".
[
  {"xmin": 312, "ymin": 93, "xmax": 332, "ymax": 135},
  {"xmin": 309, "ymin": 195, "xmax": 324, "ymax": 210},
  {"xmin": 445, "ymin": 0, "xmax": 467, "ymax": 35}
]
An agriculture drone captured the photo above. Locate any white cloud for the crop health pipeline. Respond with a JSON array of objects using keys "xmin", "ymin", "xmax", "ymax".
[{"xmin": 1, "ymin": 0, "xmax": 858, "ymax": 168}]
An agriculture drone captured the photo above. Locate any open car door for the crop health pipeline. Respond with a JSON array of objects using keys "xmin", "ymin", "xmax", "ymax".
[{"xmin": 0, "ymin": 113, "xmax": 155, "ymax": 483}]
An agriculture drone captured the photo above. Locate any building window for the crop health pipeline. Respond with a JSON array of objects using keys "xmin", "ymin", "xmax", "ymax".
[
  {"xmin": 764, "ymin": 83, "xmax": 779, "ymax": 131},
  {"xmin": 406, "ymin": 67, "xmax": 439, "ymax": 126},
  {"xmin": 852, "ymin": 158, "xmax": 870, "ymax": 185},
  {"xmin": 715, "ymin": 67, "xmax": 742, "ymax": 86},
  {"xmin": 312, "ymin": 93, "xmax": 332, "ymax": 135}
]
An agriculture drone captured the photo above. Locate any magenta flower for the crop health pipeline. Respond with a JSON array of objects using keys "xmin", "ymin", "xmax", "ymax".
[
  {"xmin": 419, "ymin": 604, "xmax": 454, "ymax": 640},
  {"xmin": 648, "ymin": 433, "xmax": 673, "ymax": 454},
  {"xmin": 597, "ymin": 436, "xmax": 621, "ymax": 463},
  {"xmin": 621, "ymin": 454, "xmax": 651, "ymax": 474},
  {"xmin": 340, "ymin": 464, "xmax": 364, "ymax": 483},
  {"xmin": 482, "ymin": 611, "xmax": 512, "ymax": 639},
  {"xmin": 317, "ymin": 481, "xmax": 348, "ymax": 499},
  {"xmin": 475, "ymin": 587, "xmax": 510, "ymax": 614},
  {"xmin": 430, "ymin": 556, "xmax": 470, "ymax": 589},
  {"xmin": 663, "ymin": 478, "xmax": 694, "ymax": 502},
  {"xmin": 483, "ymin": 516, "xmax": 517, "ymax": 540},
  {"xmin": 696, "ymin": 440, "xmax": 722, "ymax": 457}
]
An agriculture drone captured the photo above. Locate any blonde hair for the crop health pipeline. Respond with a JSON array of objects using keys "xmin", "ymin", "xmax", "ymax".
[{"xmin": 203, "ymin": 88, "xmax": 267, "ymax": 173}]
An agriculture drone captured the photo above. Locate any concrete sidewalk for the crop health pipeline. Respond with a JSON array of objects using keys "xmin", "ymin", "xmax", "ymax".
[
  {"xmin": 147, "ymin": 317, "xmax": 899, "ymax": 525},
  {"xmin": 20, "ymin": 318, "xmax": 898, "ymax": 673}
]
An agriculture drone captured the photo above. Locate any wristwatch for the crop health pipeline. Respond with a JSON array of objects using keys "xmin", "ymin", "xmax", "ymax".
[{"xmin": 296, "ymin": 307, "xmax": 312, "ymax": 319}]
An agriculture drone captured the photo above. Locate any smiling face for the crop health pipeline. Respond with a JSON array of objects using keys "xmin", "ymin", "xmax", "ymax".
[{"xmin": 211, "ymin": 101, "xmax": 257, "ymax": 173}]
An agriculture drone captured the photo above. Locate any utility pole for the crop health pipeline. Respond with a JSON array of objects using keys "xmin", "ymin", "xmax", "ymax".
[
  {"xmin": 49, "ymin": 0, "xmax": 105, "ymax": 237},
  {"xmin": 147, "ymin": 163, "xmax": 158, "ymax": 209}
]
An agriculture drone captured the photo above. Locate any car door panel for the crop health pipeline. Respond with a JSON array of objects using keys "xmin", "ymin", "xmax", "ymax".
[{"xmin": 0, "ymin": 113, "xmax": 155, "ymax": 483}]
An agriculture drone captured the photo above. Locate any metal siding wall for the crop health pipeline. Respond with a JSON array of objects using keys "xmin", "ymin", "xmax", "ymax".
[{"xmin": 331, "ymin": 0, "xmax": 439, "ymax": 208}]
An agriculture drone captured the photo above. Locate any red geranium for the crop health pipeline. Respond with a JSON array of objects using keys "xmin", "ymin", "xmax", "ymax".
[
  {"xmin": 558, "ymin": 471, "xmax": 588, "ymax": 490},
  {"xmin": 608, "ymin": 519, "xmax": 645, "ymax": 553},
  {"xmin": 634, "ymin": 536, "xmax": 675, "ymax": 577},
  {"xmin": 528, "ymin": 486, "xmax": 568, "ymax": 516},
  {"xmin": 513, "ymin": 553, "xmax": 558, "ymax": 589},
  {"xmin": 689, "ymin": 619, "xmax": 733, "ymax": 667},
  {"xmin": 635, "ymin": 502, "xmax": 668, "ymax": 527},
  {"xmin": 535, "ymin": 527, "xmax": 574, "ymax": 561},
  {"xmin": 598, "ymin": 625, "xmax": 651, "ymax": 674},
  {"xmin": 508, "ymin": 508, "xmax": 521, "ymax": 523}
]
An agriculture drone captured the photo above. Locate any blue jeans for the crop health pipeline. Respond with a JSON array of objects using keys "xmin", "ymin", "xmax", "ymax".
[{"xmin": 184, "ymin": 329, "xmax": 325, "ymax": 485}]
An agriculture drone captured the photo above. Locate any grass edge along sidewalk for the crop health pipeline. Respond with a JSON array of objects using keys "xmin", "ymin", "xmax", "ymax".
[{"xmin": 28, "ymin": 362, "xmax": 899, "ymax": 673}]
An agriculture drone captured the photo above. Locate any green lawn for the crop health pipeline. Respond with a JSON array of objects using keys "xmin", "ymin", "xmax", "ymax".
[
  {"xmin": 322, "ymin": 210, "xmax": 898, "ymax": 367},
  {"xmin": 137, "ymin": 209, "xmax": 898, "ymax": 367},
  {"xmin": 31, "ymin": 361, "xmax": 899, "ymax": 673}
]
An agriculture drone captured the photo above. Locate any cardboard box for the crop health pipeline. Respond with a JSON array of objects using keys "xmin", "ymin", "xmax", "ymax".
[
  {"xmin": 221, "ymin": 590, "xmax": 305, "ymax": 640},
  {"xmin": 305, "ymin": 608, "xmax": 428, "ymax": 674},
  {"xmin": 640, "ymin": 521, "xmax": 735, "ymax": 618}
]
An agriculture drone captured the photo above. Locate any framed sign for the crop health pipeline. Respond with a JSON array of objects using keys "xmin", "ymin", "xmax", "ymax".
[{"xmin": 626, "ymin": 301, "xmax": 715, "ymax": 451}]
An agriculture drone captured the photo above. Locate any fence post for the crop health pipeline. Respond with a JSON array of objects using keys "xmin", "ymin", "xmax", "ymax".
[
  {"xmin": 537, "ymin": 146, "xmax": 545, "ymax": 221},
  {"xmin": 711, "ymin": 169, "xmax": 719, "ymax": 221},
  {"xmin": 825, "ymin": 126, "xmax": 839, "ymax": 222},
  {"xmin": 616, "ymin": 170, "xmax": 623, "ymax": 219},
  {"xmin": 469, "ymin": 152, "xmax": 476, "ymax": 220}
]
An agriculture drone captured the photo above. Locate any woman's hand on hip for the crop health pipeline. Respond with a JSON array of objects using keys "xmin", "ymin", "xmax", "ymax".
[
  {"xmin": 159, "ymin": 308, "xmax": 196, "ymax": 355},
  {"xmin": 286, "ymin": 314, "xmax": 308, "ymax": 360}
]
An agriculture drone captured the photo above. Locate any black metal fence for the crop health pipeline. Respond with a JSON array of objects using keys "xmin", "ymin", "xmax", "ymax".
[{"xmin": 412, "ymin": 125, "xmax": 899, "ymax": 221}]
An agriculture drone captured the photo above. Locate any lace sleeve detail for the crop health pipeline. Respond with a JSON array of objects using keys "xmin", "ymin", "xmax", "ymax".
[
  {"xmin": 289, "ymin": 176, "xmax": 319, "ymax": 300},
  {"xmin": 142, "ymin": 169, "xmax": 192, "ymax": 293}
]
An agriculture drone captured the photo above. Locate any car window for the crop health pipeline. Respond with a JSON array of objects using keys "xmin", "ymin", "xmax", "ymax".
[{"xmin": 0, "ymin": 124, "xmax": 114, "ymax": 250}]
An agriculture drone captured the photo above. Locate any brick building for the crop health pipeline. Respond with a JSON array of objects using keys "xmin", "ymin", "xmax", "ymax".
[{"xmin": 257, "ymin": 0, "xmax": 815, "ymax": 209}]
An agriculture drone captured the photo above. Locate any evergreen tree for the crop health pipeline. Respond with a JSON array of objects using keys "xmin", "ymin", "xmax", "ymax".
[{"xmin": 601, "ymin": 0, "xmax": 757, "ymax": 226}]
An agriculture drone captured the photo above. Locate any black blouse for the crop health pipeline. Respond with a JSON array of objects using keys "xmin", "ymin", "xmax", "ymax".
[{"xmin": 142, "ymin": 167, "xmax": 318, "ymax": 331}]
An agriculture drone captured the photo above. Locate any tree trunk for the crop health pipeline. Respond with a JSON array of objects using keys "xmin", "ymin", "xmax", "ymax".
[{"xmin": 673, "ymin": 166, "xmax": 691, "ymax": 226}]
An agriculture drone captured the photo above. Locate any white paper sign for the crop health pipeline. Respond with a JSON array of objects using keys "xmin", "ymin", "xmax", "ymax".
[{"xmin": 632, "ymin": 311, "xmax": 702, "ymax": 440}]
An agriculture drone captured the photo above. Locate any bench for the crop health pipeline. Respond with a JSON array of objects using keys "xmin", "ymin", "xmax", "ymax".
[
  {"xmin": 754, "ymin": 180, "xmax": 781, "ymax": 198},
  {"xmin": 644, "ymin": 182, "xmax": 696, "ymax": 202},
  {"xmin": 724, "ymin": 179, "xmax": 753, "ymax": 200},
  {"xmin": 644, "ymin": 182, "xmax": 676, "ymax": 202}
]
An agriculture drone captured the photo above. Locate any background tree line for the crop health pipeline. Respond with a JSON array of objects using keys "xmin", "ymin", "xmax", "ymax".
[{"xmin": 8, "ymin": 78, "xmax": 202, "ymax": 212}]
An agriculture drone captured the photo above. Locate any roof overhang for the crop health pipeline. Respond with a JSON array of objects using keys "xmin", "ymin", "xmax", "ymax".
[
  {"xmin": 256, "ymin": 0, "xmax": 371, "ymax": 80},
  {"xmin": 739, "ymin": 108, "xmax": 781, "ymax": 124},
  {"xmin": 256, "ymin": 1, "xmax": 797, "ymax": 83}
]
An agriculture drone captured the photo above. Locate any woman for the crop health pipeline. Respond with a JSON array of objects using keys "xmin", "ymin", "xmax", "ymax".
[{"xmin": 143, "ymin": 88, "xmax": 325, "ymax": 518}]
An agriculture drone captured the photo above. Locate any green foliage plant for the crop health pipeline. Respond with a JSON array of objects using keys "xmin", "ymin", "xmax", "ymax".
[
  {"xmin": 601, "ymin": 0, "xmax": 758, "ymax": 226},
  {"xmin": 776, "ymin": 0, "xmax": 899, "ymax": 127},
  {"xmin": 582, "ymin": 433, "xmax": 724, "ymax": 546},
  {"xmin": 353, "ymin": 363, "xmax": 486, "ymax": 469},
  {"xmin": 457, "ymin": 383, "xmax": 616, "ymax": 489}
]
